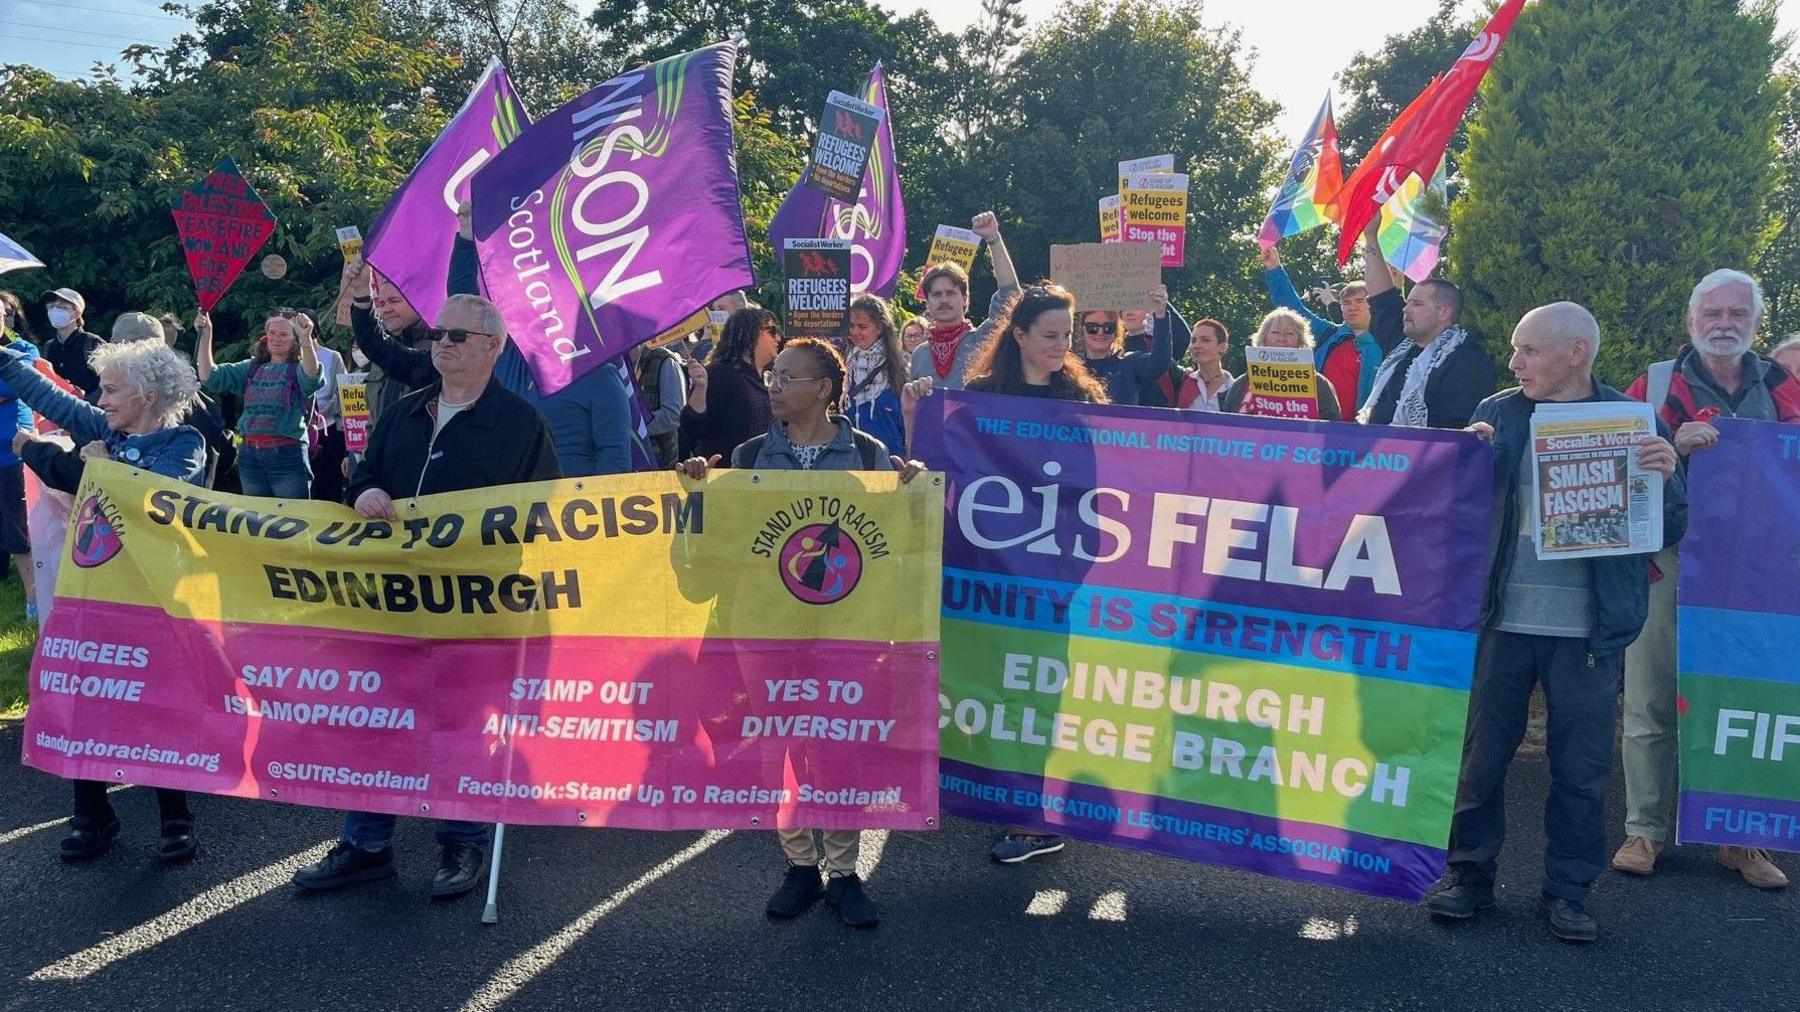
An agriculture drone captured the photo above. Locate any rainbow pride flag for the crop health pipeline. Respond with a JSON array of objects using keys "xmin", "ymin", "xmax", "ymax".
[
  {"xmin": 1258, "ymin": 95, "xmax": 1343, "ymax": 249},
  {"xmin": 1376, "ymin": 159, "xmax": 1450, "ymax": 283}
]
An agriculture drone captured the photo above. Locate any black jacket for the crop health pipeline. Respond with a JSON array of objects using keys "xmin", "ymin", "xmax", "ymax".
[
  {"xmin": 681, "ymin": 359, "xmax": 770, "ymax": 462},
  {"xmin": 1365, "ymin": 289, "xmax": 1496, "ymax": 428},
  {"xmin": 20, "ymin": 440, "xmax": 83, "ymax": 494},
  {"xmin": 44, "ymin": 328, "xmax": 105, "ymax": 396},
  {"xmin": 347, "ymin": 378, "xmax": 562, "ymax": 502},
  {"xmin": 1472, "ymin": 384, "xmax": 1687, "ymax": 656}
]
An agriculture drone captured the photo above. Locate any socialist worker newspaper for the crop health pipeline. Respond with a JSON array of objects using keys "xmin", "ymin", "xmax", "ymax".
[{"xmin": 1530, "ymin": 401, "xmax": 1662, "ymax": 560}]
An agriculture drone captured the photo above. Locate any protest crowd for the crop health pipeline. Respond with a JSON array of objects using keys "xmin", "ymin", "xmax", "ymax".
[{"xmin": 2, "ymin": 0, "xmax": 1794, "ymax": 954}]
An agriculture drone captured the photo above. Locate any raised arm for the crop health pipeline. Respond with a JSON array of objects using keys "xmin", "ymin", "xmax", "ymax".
[
  {"xmin": 295, "ymin": 313, "xmax": 321, "ymax": 379},
  {"xmin": 1130, "ymin": 284, "xmax": 1176, "ymax": 382},
  {"xmin": 0, "ymin": 344, "xmax": 107, "ymax": 444},
  {"xmin": 449, "ymin": 203, "xmax": 482, "ymax": 298},
  {"xmin": 1259, "ymin": 246, "xmax": 1336, "ymax": 343},
  {"xmin": 194, "ymin": 310, "xmax": 216, "ymax": 382},
  {"xmin": 972, "ymin": 211, "xmax": 1018, "ymax": 293}
]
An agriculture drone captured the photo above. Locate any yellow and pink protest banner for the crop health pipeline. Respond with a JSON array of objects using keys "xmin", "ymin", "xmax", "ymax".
[{"xmin": 24, "ymin": 464, "xmax": 943, "ymax": 831}]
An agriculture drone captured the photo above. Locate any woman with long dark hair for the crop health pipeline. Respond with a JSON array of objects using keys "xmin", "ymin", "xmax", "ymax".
[
  {"xmin": 843, "ymin": 294, "xmax": 909, "ymax": 455},
  {"xmin": 960, "ymin": 283, "xmax": 1109, "ymax": 402},
  {"xmin": 196, "ymin": 308, "xmax": 322, "ymax": 498},
  {"xmin": 681, "ymin": 307, "xmax": 780, "ymax": 461}
]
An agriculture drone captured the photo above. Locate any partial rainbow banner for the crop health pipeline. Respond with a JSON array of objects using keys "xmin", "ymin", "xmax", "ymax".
[
  {"xmin": 1677, "ymin": 419, "xmax": 1800, "ymax": 854},
  {"xmin": 24, "ymin": 464, "xmax": 943, "ymax": 831},
  {"xmin": 914, "ymin": 392, "xmax": 1491, "ymax": 900}
]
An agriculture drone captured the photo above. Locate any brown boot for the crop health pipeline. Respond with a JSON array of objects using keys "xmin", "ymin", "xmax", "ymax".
[
  {"xmin": 1611, "ymin": 836, "xmax": 1662, "ymax": 876},
  {"xmin": 1719, "ymin": 847, "xmax": 1790, "ymax": 889}
]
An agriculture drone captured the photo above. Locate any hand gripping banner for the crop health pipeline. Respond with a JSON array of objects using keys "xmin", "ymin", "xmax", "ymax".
[
  {"xmin": 914, "ymin": 392, "xmax": 1492, "ymax": 900},
  {"xmin": 23, "ymin": 464, "xmax": 943, "ymax": 831}
]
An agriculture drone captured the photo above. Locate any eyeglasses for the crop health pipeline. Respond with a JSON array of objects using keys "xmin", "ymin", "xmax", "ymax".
[
  {"xmin": 763, "ymin": 370, "xmax": 827, "ymax": 391},
  {"xmin": 1082, "ymin": 323, "xmax": 1115, "ymax": 335},
  {"xmin": 430, "ymin": 328, "xmax": 493, "ymax": 344}
]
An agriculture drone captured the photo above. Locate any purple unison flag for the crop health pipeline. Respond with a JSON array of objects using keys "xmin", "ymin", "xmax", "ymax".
[
  {"xmin": 365, "ymin": 59, "xmax": 529, "ymax": 329},
  {"xmin": 472, "ymin": 42, "xmax": 754, "ymax": 396},
  {"xmin": 769, "ymin": 64, "xmax": 906, "ymax": 299}
]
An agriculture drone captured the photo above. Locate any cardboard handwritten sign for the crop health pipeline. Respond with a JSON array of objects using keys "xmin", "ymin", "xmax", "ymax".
[
  {"xmin": 804, "ymin": 91, "xmax": 884, "ymax": 203},
  {"xmin": 170, "ymin": 157, "xmax": 276, "ymax": 311},
  {"xmin": 784, "ymin": 238, "xmax": 853, "ymax": 338},
  {"xmin": 1049, "ymin": 241, "xmax": 1161, "ymax": 312}
]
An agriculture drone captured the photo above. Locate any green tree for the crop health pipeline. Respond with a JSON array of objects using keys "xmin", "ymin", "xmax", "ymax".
[
  {"xmin": 1334, "ymin": 0, "xmax": 1478, "ymax": 162},
  {"xmin": 1756, "ymin": 65, "xmax": 1800, "ymax": 337},
  {"xmin": 964, "ymin": 0, "xmax": 1282, "ymax": 340},
  {"xmin": 1449, "ymin": 0, "xmax": 1782, "ymax": 383}
]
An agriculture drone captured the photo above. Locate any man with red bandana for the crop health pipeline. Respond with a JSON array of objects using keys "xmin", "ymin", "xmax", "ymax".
[{"xmin": 909, "ymin": 211, "xmax": 1019, "ymax": 390}]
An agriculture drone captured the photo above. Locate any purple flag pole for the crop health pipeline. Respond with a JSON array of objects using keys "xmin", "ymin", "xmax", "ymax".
[
  {"xmin": 769, "ymin": 64, "xmax": 907, "ymax": 299},
  {"xmin": 365, "ymin": 58, "xmax": 530, "ymax": 327},
  {"xmin": 472, "ymin": 42, "xmax": 755, "ymax": 396}
]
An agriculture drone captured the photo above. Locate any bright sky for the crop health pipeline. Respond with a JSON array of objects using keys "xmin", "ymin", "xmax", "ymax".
[{"xmin": 3, "ymin": 0, "xmax": 1799, "ymax": 144}]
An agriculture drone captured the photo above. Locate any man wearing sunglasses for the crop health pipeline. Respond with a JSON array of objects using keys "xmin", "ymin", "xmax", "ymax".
[{"xmin": 293, "ymin": 292, "xmax": 560, "ymax": 903}]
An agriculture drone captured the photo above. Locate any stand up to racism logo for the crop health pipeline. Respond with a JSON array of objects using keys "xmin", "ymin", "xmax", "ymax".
[
  {"xmin": 71, "ymin": 495, "xmax": 124, "ymax": 569},
  {"xmin": 779, "ymin": 520, "xmax": 864, "ymax": 605}
]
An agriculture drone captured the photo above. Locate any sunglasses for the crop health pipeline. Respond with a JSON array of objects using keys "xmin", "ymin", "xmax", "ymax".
[
  {"xmin": 430, "ymin": 328, "xmax": 493, "ymax": 344},
  {"xmin": 1082, "ymin": 323, "xmax": 1115, "ymax": 335},
  {"xmin": 1024, "ymin": 284, "xmax": 1070, "ymax": 299},
  {"xmin": 277, "ymin": 307, "xmax": 298, "ymax": 319}
]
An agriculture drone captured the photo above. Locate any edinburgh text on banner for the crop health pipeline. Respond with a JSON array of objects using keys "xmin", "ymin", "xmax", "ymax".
[
  {"xmin": 472, "ymin": 43, "xmax": 754, "ymax": 396},
  {"xmin": 1676, "ymin": 418, "xmax": 1800, "ymax": 854},
  {"xmin": 23, "ymin": 464, "xmax": 944, "ymax": 831},
  {"xmin": 913, "ymin": 392, "xmax": 1492, "ymax": 900}
]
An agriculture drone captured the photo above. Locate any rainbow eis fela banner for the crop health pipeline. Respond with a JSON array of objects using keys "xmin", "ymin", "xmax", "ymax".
[
  {"xmin": 25, "ymin": 464, "xmax": 942, "ymax": 831},
  {"xmin": 1677, "ymin": 418, "xmax": 1800, "ymax": 854},
  {"xmin": 914, "ymin": 392, "xmax": 1492, "ymax": 900}
]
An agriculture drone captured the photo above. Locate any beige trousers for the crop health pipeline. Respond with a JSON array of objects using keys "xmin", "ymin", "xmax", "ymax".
[{"xmin": 778, "ymin": 828, "xmax": 860, "ymax": 875}]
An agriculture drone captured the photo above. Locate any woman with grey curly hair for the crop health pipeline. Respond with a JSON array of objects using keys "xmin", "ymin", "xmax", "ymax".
[
  {"xmin": 0, "ymin": 337, "xmax": 206, "ymax": 483},
  {"xmin": 0, "ymin": 334, "xmax": 208, "ymax": 863}
]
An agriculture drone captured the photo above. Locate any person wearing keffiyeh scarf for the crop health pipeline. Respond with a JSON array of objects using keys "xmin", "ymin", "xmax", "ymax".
[
  {"xmin": 1357, "ymin": 229, "xmax": 1496, "ymax": 429},
  {"xmin": 843, "ymin": 294, "xmax": 909, "ymax": 455}
]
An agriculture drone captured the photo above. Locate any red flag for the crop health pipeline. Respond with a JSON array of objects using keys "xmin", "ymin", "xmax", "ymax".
[{"xmin": 1335, "ymin": 0, "xmax": 1527, "ymax": 265}]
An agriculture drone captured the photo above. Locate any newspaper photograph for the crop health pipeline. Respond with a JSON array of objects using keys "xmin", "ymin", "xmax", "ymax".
[{"xmin": 1530, "ymin": 400, "xmax": 1662, "ymax": 560}]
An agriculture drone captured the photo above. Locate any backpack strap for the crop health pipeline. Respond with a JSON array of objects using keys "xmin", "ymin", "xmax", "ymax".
[
  {"xmin": 733, "ymin": 434, "xmax": 766, "ymax": 468},
  {"xmin": 851, "ymin": 431, "xmax": 882, "ymax": 470},
  {"xmin": 1647, "ymin": 358, "xmax": 1676, "ymax": 414}
]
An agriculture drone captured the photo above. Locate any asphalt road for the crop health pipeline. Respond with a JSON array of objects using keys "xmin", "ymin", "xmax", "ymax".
[{"xmin": 0, "ymin": 718, "xmax": 1794, "ymax": 1012}]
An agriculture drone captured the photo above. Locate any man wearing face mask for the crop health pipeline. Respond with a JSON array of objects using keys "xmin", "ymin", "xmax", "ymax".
[
  {"xmin": 38, "ymin": 288, "xmax": 104, "ymax": 397},
  {"xmin": 1610, "ymin": 269, "xmax": 1800, "ymax": 890}
]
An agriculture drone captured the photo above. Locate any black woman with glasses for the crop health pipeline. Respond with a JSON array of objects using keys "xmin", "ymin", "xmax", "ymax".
[{"xmin": 195, "ymin": 304, "xmax": 322, "ymax": 498}]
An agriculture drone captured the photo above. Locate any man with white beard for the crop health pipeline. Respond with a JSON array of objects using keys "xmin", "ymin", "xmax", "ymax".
[{"xmin": 1613, "ymin": 269, "xmax": 1800, "ymax": 889}]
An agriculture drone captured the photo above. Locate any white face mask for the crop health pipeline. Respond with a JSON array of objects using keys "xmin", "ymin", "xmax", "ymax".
[{"xmin": 46, "ymin": 307, "xmax": 74, "ymax": 330}]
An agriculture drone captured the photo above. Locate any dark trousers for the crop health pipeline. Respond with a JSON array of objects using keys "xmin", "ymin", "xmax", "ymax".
[
  {"xmin": 311, "ymin": 425, "xmax": 348, "ymax": 504},
  {"xmin": 1447, "ymin": 629, "xmax": 1619, "ymax": 902},
  {"xmin": 71, "ymin": 779, "xmax": 191, "ymax": 831}
]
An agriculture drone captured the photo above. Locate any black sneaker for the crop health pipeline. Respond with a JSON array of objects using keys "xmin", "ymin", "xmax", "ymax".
[
  {"xmin": 990, "ymin": 834, "xmax": 1066, "ymax": 864},
  {"xmin": 59, "ymin": 817, "xmax": 121, "ymax": 862},
  {"xmin": 431, "ymin": 841, "xmax": 486, "ymax": 899},
  {"xmin": 766, "ymin": 863, "xmax": 825, "ymax": 919},
  {"xmin": 1423, "ymin": 863, "xmax": 1496, "ymax": 919},
  {"xmin": 158, "ymin": 818, "xmax": 198, "ymax": 864},
  {"xmin": 292, "ymin": 841, "xmax": 396, "ymax": 891},
  {"xmin": 1540, "ymin": 892, "xmax": 1598, "ymax": 943},
  {"xmin": 825, "ymin": 873, "xmax": 879, "ymax": 929}
]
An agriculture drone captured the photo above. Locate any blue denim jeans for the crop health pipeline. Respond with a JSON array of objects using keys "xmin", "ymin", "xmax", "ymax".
[
  {"xmin": 341, "ymin": 811, "xmax": 488, "ymax": 851},
  {"xmin": 238, "ymin": 441, "xmax": 312, "ymax": 499}
]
